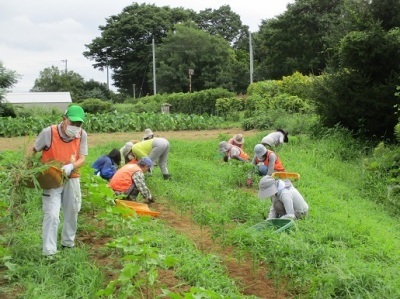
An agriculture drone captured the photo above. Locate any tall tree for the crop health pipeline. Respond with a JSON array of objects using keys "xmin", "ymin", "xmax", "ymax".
[
  {"xmin": 31, "ymin": 66, "xmax": 112, "ymax": 101},
  {"xmin": 254, "ymin": 0, "xmax": 344, "ymax": 80},
  {"xmin": 31, "ymin": 66, "xmax": 85, "ymax": 100},
  {"xmin": 311, "ymin": 2, "xmax": 400, "ymax": 139},
  {"xmin": 0, "ymin": 61, "xmax": 18, "ymax": 97},
  {"xmin": 83, "ymin": 3, "xmax": 192, "ymax": 96},
  {"xmin": 155, "ymin": 24, "xmax": 237, "ymax": 93},
  {"xmin": 193, "ymin": 5, "xmax": 249, "ymax": 49},
  {"xmin": 0, "ymin": 61, "xmax": 19, "ymax": 116},
  {"xmin": 370, "ymin": 0, "xmax": 400, "ymax": 30}
]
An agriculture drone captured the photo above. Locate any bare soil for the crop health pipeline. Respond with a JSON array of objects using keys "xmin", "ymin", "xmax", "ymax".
[
  {"xmin": 1, "ymin": 129, "xmax": 289, "ymax": 298},
  {"xmin": 1, "ymin": 129, "xmax": 259, "ymax": 151}
]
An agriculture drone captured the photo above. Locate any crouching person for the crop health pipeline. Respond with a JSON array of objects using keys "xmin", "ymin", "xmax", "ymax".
[
  {"xmin": 258, "ymin": 175, "xmax": 308, "ymax": 220},
  {"xmin": 109, "ymin": 157, "xmax": 154, "ymax": 203}
]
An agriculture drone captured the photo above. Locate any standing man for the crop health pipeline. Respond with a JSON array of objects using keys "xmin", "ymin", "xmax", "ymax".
[{"xmin": 29, "ymin": 105, "xmax": 88, "ymax": 258}]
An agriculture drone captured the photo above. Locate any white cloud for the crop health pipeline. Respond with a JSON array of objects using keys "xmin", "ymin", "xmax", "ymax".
[{"xmin": 0, "ymin": 0, "xmax": 293, "ymax": 93}]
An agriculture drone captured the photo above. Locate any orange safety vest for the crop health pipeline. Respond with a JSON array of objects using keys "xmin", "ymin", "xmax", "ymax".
[
  {"xmin": 109, "ymin": 163, "xmax": 142, "ymax": 193},
  {"xmin": 255, "ymin": 150, "xmax": 285, "ymax": 172},
  {"xmin": 229, "ymin": 145, "xmax": 249, "ymax": 161},
  {"xmin": 41, "ymin": 125, "xmax": 81, "ymax": 178}
]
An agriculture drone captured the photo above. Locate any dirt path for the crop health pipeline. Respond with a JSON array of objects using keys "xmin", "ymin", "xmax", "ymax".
[
  {"xmin": 154, "ymin": 203, "xmax": 288, "ymax": 298},
  {"xmin": 0, "ymin": 129, "xmax": 259, "ymax": 151}
]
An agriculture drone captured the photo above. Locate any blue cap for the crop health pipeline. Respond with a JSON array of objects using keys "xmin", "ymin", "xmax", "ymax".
[{"xmin": 140, "ymin": 157, "xmax": 153, "ymax": 168}]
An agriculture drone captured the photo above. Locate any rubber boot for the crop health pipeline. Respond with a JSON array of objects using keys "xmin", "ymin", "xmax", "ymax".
[{"xmin": 163, "ymin": 174, "xmax": 171, "ymax": 180}]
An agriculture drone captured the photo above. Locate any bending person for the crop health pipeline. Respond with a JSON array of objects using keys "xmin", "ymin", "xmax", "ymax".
[
  {"xmin": 261, "ymin": 129, "xmax": 289, "ymax": 150},
  {"xmin": 91, "ymin": 148, "xmax": 121, "ymax": 180},
  {"xmin": 219, "ymin": 141, "xmax": 249, "ymax": 162},
  {"xmin": 258, "ymin": 175, "xmax": 308, "ymax": 220},
  {"xmin": 124, "ymin": 138, "xmax": 171, "ymax": 180},
  {"xmin": 252, "ymin": 144, "xmax": 285, "ymax": 175},
  {"xmin": 109, "ymin": 157, "xmax": 154, "ymax": 203}
]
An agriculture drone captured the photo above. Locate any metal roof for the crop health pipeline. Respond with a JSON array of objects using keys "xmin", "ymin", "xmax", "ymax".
[{"xmin": 4, "ymin": 92, "xmax": 72, "ymax": 104}]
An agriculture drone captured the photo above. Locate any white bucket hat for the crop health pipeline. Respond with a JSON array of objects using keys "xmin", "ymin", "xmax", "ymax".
[
  {"xmin": 254, "ymin": 144, "xmax": 267, "ymax": 159},
  {"xmin": 258, "ymin": 175, "xmax": 278, "ymax": 199},
  {"xmin": 219, "ymin": 141, "xmax": 232, "ymax": 152},
  {"xmin": 122, "ymin": 142, "xmax": 134, "ymax": 158}
]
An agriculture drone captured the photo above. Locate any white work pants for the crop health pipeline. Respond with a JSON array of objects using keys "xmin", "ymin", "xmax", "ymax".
[
  {"xmin": 41, "ymin": 178, "xmax": 81, "ymax": 255},
  {"xmin": 149, "ymin": 138, "xmax": 170, "ymax": 175}
]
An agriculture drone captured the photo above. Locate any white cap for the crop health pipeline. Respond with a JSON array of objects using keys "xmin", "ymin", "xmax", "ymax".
[{"xmin": 254, "ymin": 144, "xmax": 267, "ymax": 159}]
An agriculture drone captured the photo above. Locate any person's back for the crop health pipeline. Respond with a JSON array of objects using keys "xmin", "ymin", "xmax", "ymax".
[
  {"xmin": 92, "ymin": 148, "xmax": 120, "ymax": 180},
  {"xmin": 109, "ymin": 163, "xmax": 141, "ymax": 193},
  {"xmin": 131, "ymin": 139, "xmax": 154, "ymax": 160},
  {"xmin": 276, "ymin": 180, "xmax": 308, "ymax": 218},
  {"xmin": 261, "ymin": 129, "xmax": 288, "ymax": 149}
]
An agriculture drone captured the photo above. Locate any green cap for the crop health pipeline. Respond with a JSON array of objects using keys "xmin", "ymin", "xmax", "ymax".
[{"xmin": 65, "ymin": 105, "xmax": 85, "ymax": 123}]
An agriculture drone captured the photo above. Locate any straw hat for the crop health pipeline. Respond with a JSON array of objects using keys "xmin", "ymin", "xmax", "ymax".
[
  {"xmin": 143, "ymin": 128, "xmax": 154, "ymax": 139},
  {"xmin": 233, "ymin": 134, "xmax": 244, "ymax": 145}
]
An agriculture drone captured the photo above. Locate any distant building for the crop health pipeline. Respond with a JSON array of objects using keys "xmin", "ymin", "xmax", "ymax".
[{"xmin": 4, "ymin": 92, "xmax": 72, "ymax": 112}]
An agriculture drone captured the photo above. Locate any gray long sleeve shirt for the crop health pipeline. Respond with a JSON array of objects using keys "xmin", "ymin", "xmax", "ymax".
[{"xmin": 268, "ymin": 181, "xmax": 309, "ymax": 219}]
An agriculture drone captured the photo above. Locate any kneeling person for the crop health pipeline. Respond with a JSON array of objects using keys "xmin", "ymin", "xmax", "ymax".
[
  {"xmin": 109, "ymin": 157, "xmax": 153, "ymax": 203},
  {"xmin": 258, "ymin": 175, "xmax": 308, "ymax": 220}
]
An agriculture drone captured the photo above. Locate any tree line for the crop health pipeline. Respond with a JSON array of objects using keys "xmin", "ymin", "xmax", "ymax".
[{"xmin": 1, "ymin": 0, "xmax": 400, "ymax": 139}]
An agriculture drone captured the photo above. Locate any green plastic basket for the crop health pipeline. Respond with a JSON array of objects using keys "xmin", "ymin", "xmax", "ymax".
[{"xmin": 251, "ymin": 218, "xmax": 294, "ymax": 233}]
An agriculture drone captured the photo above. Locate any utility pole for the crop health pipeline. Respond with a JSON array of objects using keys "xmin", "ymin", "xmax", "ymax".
[
  {"xmin": 249, "ymin": 32, "xmax": 253, "ymax": 84},
  {"xmin": 132, "ymin": 83, "xmax": 136, "ymax": 99},
  {"xmin": 61, "ymin": 59, "xmax": 68, "ymax": 74},
  {"xmin": 188, "ymin": 69, "xmax": 194, "ymax": 93},
  {"xmin": 106, "ymin": 55, "xmax": 109, "ymax": 90},
  {"xmin": 152, "ymin": 38, "xmax": 156, "ymax": 95}
]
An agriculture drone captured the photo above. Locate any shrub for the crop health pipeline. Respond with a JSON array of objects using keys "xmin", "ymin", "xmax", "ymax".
[
  {"xmin": 278, "ymin": 71, "xmax": 314, "ymax": 100},
  {"xmin": 0, "ymin": 103, "xmax": 16, "ymax": 117},
  {"xmin": 247, "ymin": 80, "xmax": 279, "ymax": 98},
  {"xmin": 270, "ymin": 93, "xmax": 314, "ymax": 113},
  {"xmin": 80, "ymin": 98, "xmax": 113, "ymax": 114},
  {"xmin": 215, "ymin": 97, "xmax": 245, "ymax": 119}
]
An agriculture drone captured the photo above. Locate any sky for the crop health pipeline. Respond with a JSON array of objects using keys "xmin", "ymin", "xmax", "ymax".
[{"xmin": 0, "ymin": 0, "xmax": 293, "ymax": 93}]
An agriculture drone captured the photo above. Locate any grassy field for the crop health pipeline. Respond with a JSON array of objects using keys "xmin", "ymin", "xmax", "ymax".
[{"xmin": 1, "ymin": 128, "xmax": 399, "ymax": 298}]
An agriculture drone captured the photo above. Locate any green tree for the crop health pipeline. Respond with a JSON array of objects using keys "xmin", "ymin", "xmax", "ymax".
[
  {"xmin": 31, "ymin": 66, "xmax": 85, "ymax": 100},
  {"xmin": 83, "ymin": 3, "xmax": 192, "ymax": 96},
  {"xmin": 31, "ymin": 66, "xmax": 112, "ymax": 101},
  {"xmin": 82, "ymin": 79, "xmax": 112, "ymax": 101},
  {"xmin": 0, "ymin": 61, "xmax": 19, "ymax": 116},
  {"xmin": 254, "ymin": 0, "xmax": 344, "ymax": 80},
  {"xmin": 155, "ymin": 24, "xmax": 237, "ymax": 93},
  {"xmin": 312, "ymin": 25, "xmax": 400, "ymax": 138},
  {"xmin": 193, "ymin": 5, "xmax": 249, "ymax": 49},
  {"xmin": 370, "ymin": 0, "xmax": 400, "ymax": 30}
]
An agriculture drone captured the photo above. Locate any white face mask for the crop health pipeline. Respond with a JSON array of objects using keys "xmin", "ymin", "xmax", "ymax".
[
  {"xmin": 128, "ymin": 153, "xmax": 134, "ymax": 160},
  {"xmin": 65, "ymin": 125, "xmax": 81, "ymax": 138}
]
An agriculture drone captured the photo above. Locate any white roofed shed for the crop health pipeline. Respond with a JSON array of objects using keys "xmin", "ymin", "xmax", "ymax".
[{"xmin": 4, "ymin": 92, "xmax": 72, "ymax": 112}]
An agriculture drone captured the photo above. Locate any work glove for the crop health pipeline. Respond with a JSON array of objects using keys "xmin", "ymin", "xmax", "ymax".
[
  {"xmin": 246, "ymin": 178, "xmax": 253, "ymax": 187},
  {"xmin": 62, "ymin": 163, "xmax": 74, "ymax": 176},
  {"xmin": 145, "ymin": 197, "xmax": 154, "ymax": 203}
]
